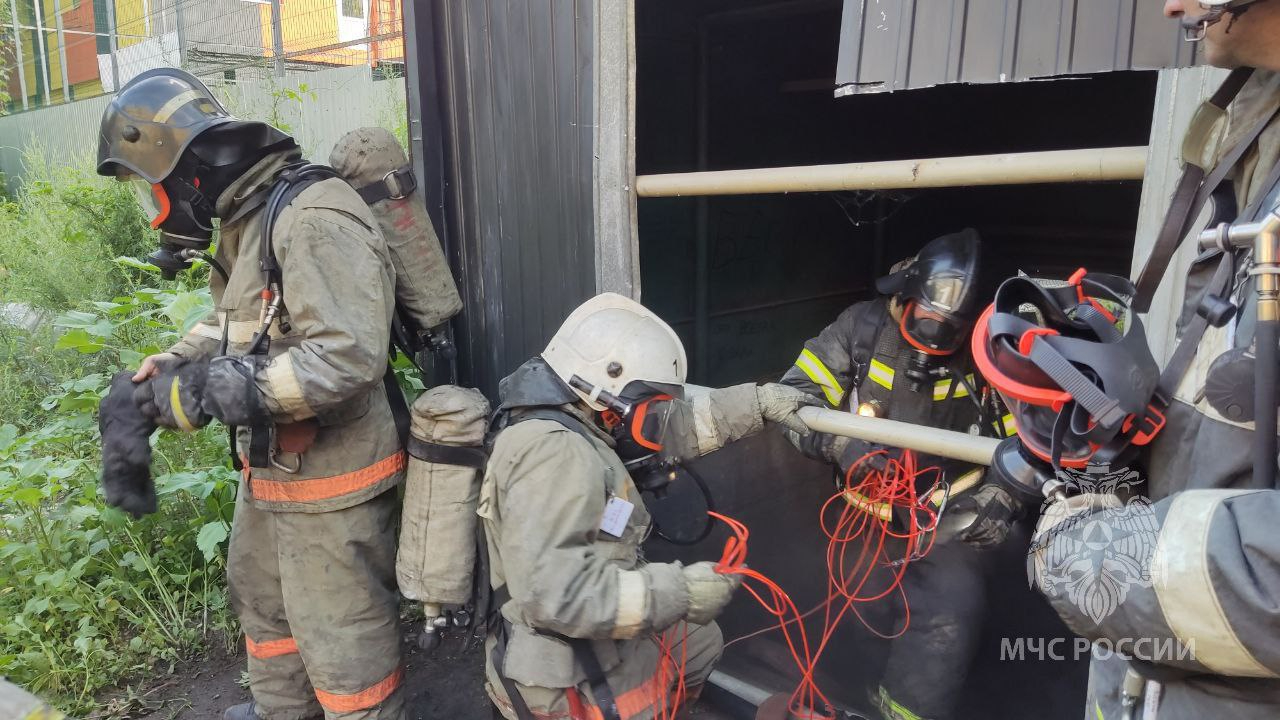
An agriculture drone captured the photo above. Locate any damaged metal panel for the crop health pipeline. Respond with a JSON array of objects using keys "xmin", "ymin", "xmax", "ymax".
[{"xmin": 837, "ymin": 0, "xmax": 1196, "ymax": 95}]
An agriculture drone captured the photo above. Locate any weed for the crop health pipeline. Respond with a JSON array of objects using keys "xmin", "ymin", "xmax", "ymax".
[{"xmin": 0, "ymin": 277, "xmax": 235, "ymax": 714}]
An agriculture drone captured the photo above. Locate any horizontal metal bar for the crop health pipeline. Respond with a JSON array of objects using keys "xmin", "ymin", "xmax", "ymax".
[
  {"xmin": 636, "ymin": 146, "xmax": 1148, "ymax": 198},
  {"xmin": 798, "ymin": 406, "xmax": 1001, "ymax": 465}
]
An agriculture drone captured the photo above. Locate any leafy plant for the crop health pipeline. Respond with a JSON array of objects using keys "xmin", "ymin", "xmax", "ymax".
[{"xmin": 0, "ymin": 279, "xmax": 235, "ymax": 714}]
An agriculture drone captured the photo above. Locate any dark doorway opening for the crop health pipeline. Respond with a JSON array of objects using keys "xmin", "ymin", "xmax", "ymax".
[
  {"xmin": 637, "ymin": 0, "xmax": 1156, "ymax": 387},
  {"xmin": 635, "ymin": 1, "xmax": 1158, "ymax": 718}
]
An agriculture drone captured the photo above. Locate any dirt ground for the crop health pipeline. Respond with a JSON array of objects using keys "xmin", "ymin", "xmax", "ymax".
[{"xmin": 123, "ymin": 621, "xmax": 732, "ymax": 720}]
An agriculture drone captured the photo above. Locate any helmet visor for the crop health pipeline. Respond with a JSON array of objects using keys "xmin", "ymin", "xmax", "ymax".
[
  {"xmin": 128, "ymin": 177, "xmax": 170, "ymax": 228},
  {"xmin": 999, "ymin": 395, "xmax": 1095, "ymax": 467}
]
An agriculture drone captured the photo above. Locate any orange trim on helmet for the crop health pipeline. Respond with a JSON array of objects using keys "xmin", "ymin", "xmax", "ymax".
[
  {"xmin": 899, "ymin": 300, "xmax": 954, "ymax": 356},
  {"xmin": 149, "ymin": 183, "xmax": 171, "ymax": 229}
]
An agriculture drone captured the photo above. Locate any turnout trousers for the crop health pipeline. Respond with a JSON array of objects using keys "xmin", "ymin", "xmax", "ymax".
[
  {"xmin": 876, "ymin": 540, "xmax": 988, "ymax": 720},
  {"xmin": 227, "ymin": 485, "xmax": 405, "ymax": 720},
  {"xmin": 488, "ymin": 622, "xmax": 724, "ymax": 720}
]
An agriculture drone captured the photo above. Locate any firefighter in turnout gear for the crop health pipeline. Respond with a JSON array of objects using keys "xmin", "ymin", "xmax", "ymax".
[
  {"xmin": 481, "ymin": 292, "xmax": 817, "ymax": 720},
  {"xmin": 97, "ymin": 69, "xmax": 406, "ymax": 719},
  {"xmin": 1024, "ymin": 3, "xmax": 1280, "ymax": 718},
  {"xmin": 781, "ymin": 229, "xmax": 1018, "ymax": 720}
]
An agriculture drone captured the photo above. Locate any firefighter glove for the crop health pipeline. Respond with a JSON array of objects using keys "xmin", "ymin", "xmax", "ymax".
[
  {"xmin": 756, "ymin": 382, "xmax": 821, "ymax": 437},
  {"xmin": 132, "ymin": 359, "xmax": 211, "ymax": 432},
  {"xmin": 955, "ymin": 483, "xmax": 1020, "ymax": 550},
  {"xmin": 203, "ymin": 355, "xmax": 270, "ymax": 427},
  {"xmin": 682, "ymin": 561, "xmax": 743, "ymax": 625},
  {"xmin": 99, "ymin": 371, "xmax": 158, "ymax": 518}
]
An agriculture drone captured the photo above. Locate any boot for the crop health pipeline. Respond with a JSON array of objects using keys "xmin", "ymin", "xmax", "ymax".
[{"xmin": 223, "ymin": 701, "xmax": 260, "ymax": 720}]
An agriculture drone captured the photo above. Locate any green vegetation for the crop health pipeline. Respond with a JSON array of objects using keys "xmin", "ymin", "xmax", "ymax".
[
  {"xmin": 0, "ymin": 69, "xmax": 418, "ymax": 714},
  {"xmin": 0, "ymin": 159, "xmax": 237, "ymax": 715}
]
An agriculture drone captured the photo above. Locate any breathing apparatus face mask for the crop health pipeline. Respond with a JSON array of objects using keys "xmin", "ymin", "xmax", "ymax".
[
  {"xmin": 128, "ymin": 152, "xmax": 218, "ymax": 279},
  {"xmin": 584, "ymin": 379, "xmax": 699, "ymax": 495},
  {"xmin": 879, "ymin": 229, "xmax": 983, "ymax": 391},
  {"xmin": 972, "ymin": 269, "xmax": 1165, "ymax": 479}
]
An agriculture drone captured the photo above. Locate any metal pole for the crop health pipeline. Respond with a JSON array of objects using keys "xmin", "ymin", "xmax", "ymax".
[
  {"xmin": 51, "ymin": 0, "xmax": 67, "ymax": 102},
  {"xmin": 798, "ymin": 406, "xmax": 1002, "ymax": 466},
  {"xmin": 105, "ymin": 0, "xmax": 119, "ymax": 92},
  {"xmin": 635, "ymin": 146, "xmax": 1150, "ymax": 198},
  {"xmin": 270, "ymin": 0, "xmax": 284, "ymax": 77},
  {"xmin": 172, "ymin": 0, "xmax": 186, "ymax": 68},
  {"xmin": 31, "ymin": 0, "xmax": 50, "ymax": 106},
  {"xmin": 1254, "ymin": 223, "xmax": 1279, "ymax": 488},
  {"xmin": 9, "ymin": 0, "xmax": 29, "ymax": 109}
]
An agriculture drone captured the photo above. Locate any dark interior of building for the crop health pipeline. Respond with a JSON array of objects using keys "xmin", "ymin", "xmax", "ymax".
[{"xmin": 634, "ymin": 1, "xmax": 1159, "ymax": 717}]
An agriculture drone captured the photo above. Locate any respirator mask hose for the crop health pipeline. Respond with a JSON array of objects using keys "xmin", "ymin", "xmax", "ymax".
[{"xmin": 148, "ymin": 230, "xmax": 219, "ymax": 281}]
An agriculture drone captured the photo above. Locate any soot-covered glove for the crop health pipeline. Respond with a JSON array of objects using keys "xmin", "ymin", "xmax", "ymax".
[
  {"xmin": 202, "ymin": 355, "xmax": 270, "ymax": 427},
  {"xmin": 133, "ymin": 359, "xmax": 211, "ymax": 432},
  {"xmin": 953, "ymin": 483, "xmax": 1022, "ymax": 550},
  {"xmin": 99, "ymin": 371, "xmax": 158, "ymax": 518},
  {"xmin": 682, "ymin": 561, "xmax": 744, "ymax": 625}
]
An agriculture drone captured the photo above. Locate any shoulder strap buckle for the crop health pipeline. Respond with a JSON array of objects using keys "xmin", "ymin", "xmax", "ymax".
[{"xmin": 359, "ymin": 166, "xmax": 417, "ymax": 204}]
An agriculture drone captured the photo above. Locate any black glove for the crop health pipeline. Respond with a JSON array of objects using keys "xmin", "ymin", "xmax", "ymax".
[
  {"xmin": 835, "ymin": 436, "xmax": 888, "ymax": 483},
  {"xmin": 133, "ymin": 359, "xmax": 211, "ymax": 432},
  {"xmin": 99, "ymin": 371, "xmax": 158, "ymax": 518},
  {"xmin": 203, "ymin": 355, "xmax": 270, "ymax": 427},
  {"xmin": 952, "ymin": 483, "xmax": 1021, "ymax": 549}
]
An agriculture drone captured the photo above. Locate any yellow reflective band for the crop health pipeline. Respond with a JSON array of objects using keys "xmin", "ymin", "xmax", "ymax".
[
  {"xmin": 795, "ymin": 349, "xmax": 844, "ymax": 407},
  {"xmin": 1095, "ymin": 701, "xmax": 1105, "ymax": 720},
  {"xmin": 867, "ymin": 358, "xmax": 894, "ymax": 390},
  {"xmin": 1001, "ymin": 413, "xmax": 1017, "ymax": 435},
  {"xmin": 930, "ymin": 468, "xmax": 984, "ymax": 507},
  {"xmin": 169, "ymin": 376, "xmax": 196, "ymax": 433},
  {"xmin": 842, "ymin": 489, "xmax": 893, "ymax": 521},
  {"xmin": 933, "ymin": 373, "xmax": 974, "ymax": 401},
  {"xmin": 882, "ymin": 691, "xmax": 925, "ymax": 720}
]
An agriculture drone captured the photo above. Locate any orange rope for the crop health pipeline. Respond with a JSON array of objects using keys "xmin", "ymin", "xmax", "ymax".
[{"xmin": 704, "ymin": 448, "xmax": 941, "ymax": 719}]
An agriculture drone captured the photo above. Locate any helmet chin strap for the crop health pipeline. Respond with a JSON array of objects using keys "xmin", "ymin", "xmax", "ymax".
[{"xmin": 1182, "ymin": 0, "xmax": 1263, "ymax": 41}]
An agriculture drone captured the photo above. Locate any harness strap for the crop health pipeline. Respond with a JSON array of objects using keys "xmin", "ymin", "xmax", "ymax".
[
  {"xmin": 355, "ymin": 166, "xmax": 417, "ymax": 204},
  {"xmin": 1156, "ymin": 253, "xmax": 1237, "ymax": 400},
  {"xmin": 572, "ymin": 639, "xmax": 622, "ymax": 720},
  {"xmin": 1135, "ymin": 69, "xmax": 1279, "ymax": 311},
  {"xmin": 491, "ymin": 617, "xmax": 538, "ymax": 720},
  {"xmin": 849, "ymin": 298, "xmax": 889, "ymax": 397},
  {"xmin": 406, "ymin": 436, "xmax": 488, "ymax": 469},
  {"xmin": 382, "ymin": 364, "xmax": 411, "ymax": 447}
]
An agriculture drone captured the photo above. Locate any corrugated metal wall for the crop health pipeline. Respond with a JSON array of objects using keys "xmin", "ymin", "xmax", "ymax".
[
  {"xmin": 836, "ymin": 0, "xmax": 1196, "ymax": 94},
  {"xmin": 411, "ymin": 0, "xmax": 598, "ymax": 396}
]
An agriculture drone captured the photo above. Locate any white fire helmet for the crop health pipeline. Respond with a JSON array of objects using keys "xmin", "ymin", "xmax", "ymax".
[{"xmin": 542, "ymin": 293, "xmax": 688, "ymax": 411}]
